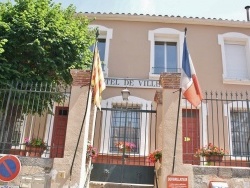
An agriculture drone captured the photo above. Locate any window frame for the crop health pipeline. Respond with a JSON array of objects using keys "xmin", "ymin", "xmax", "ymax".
[
  {"xmin": 224, "ymin": 101, "xmax": 250, "ymax": 159},
  {"xmin": 109, "ymin": 108, "xmax": 141, "ymax": 154},
  {"xmin": 218, "ymin": 32, "xmax": 250, "ymax": 85},
  {"xmin": 89, "ymin": 25, "xmax": 113, "ymax": 77},
  {"xmin": 148, "ymin": 28, "xmax": 184, "ymax": 79},
  {"xmin": 100, "ymin": 96, "xmax": 152, "ymax": 156}
]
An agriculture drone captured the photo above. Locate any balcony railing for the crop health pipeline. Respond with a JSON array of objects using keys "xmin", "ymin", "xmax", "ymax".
[{"xmin": 151, "ymin": 67, "xmax": 181, "ymax": 74}]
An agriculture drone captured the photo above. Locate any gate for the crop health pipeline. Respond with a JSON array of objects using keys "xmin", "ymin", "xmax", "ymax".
[{"xmin": 90, "ymin": 103, "xmax": 157, "ymax": 184}]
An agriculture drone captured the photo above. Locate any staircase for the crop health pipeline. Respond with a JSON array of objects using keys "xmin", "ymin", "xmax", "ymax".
[{"xmin": 89, "ymin": 181, "xmax": 154, "ymax": 188}]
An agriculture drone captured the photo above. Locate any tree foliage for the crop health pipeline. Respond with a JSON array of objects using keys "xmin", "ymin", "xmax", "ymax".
[{"xmin": 0, "ymin": 0, "xmax": 96, "ymax": 85}]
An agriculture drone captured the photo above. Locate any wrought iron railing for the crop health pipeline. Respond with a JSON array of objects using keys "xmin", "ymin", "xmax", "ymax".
[
  {"xmin": 183, "ymin": 91, "xmax": 250, "ymax": 167},
  {"xmin": 0, "ymin": 82, "xmax": 71, "ymax": 158},
  {"xmin": 151, "ymin": 67, "xmax": 181, "ymax": 74}
]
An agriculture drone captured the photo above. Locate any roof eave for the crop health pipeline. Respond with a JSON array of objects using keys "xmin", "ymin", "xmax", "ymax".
[{"xmin": 80, "ymin": 12, "xmax": 250, "ymax": 28}]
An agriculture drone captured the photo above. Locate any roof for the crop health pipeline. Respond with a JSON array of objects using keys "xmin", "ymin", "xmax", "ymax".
[{"xmin": 81, "ymin": 12, "xmax": 250, "ymax": 28}]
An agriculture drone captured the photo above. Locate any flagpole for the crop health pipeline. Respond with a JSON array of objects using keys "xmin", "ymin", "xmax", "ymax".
[
  {"xmin": 69, "ymin": 30, "xmax": 99, "ymax": 182},
  {"xmin": 171, "ymin": 88, "xmax": 182, "ymax": 174},
  {"xmin": 171, "ymin": 28, "xmax": 187, "ymax": 174}
]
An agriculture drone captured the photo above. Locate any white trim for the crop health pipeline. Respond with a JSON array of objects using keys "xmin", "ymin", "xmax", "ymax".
[
  {"xmin": 218, "ymin": 32, "xmax": 250, "ymax": 84},
  {"xmin": 89, "ymin": 25, "xmax": 113, "ymax": 77},
  {"xmin": 100, "ymin": 96, "xmax": 152, "ymax": 155},
  {"xmin": 148, "ymin": 28, "xmax": 184, "ymax": 79}
]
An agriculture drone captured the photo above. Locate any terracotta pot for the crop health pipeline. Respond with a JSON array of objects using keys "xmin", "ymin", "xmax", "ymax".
[
  {"xmin": 205, "ymin": 155, "xmax": 223, "ymax": 162},
  {"xmin": 9, "ymin": 149, "xmax": 26, "ymax": 156},
  {"xmin": 26, "ymin": 146, "xmax": 44, "ymax": 157}
]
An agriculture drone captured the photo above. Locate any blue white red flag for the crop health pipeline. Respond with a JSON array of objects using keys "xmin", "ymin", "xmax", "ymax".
[{"xmin": 181, "ymin": 37, "xmax": 203, "ymax": 107}]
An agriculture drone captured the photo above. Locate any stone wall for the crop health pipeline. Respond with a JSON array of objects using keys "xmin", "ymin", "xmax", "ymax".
[{"xmin": 193, "ymin": 166, "xmax": 250, "ymax": 188}]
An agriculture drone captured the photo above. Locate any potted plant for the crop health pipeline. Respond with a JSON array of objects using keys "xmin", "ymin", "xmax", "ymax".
[
  {"xmin": 24, "ymin": 137, "xmax": 47, "ymax": 157},
  {"xmin": 148, "ymin": 149, "xmax": 162, "ymax": 163},
  {"xmin": 194, "ymin": 143, "xmax": 226, "ymax": 162},
  {"xmin": 86, "ymin": 141, "xmax": 98, "ymax": 161},
  {"xmin": 115, "ymin": 141, "xmax": 136, "ymax": 153}
]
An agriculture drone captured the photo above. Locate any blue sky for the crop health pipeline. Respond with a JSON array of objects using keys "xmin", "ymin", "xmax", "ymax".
[
  {"xmin": 1, "ymin": 0, "xmax": 249, "ymax": 21},
  {"xmin": 53, "ymin": 0, "xmax": 249, "ymax": 21}
]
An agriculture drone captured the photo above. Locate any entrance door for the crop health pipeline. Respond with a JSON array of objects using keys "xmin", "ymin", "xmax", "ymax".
[
  {"xmin": 182, "ymin": 109, "xmax": 200, "ymax": 165},
  {"xmin": 50, "ymin": 106, "xmax": 69, "ymax": 158}
]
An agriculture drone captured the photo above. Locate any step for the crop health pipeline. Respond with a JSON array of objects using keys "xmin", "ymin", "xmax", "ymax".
[{"xmin": 89, "ymin": 181, "xmax": 154, "ymax": 188}]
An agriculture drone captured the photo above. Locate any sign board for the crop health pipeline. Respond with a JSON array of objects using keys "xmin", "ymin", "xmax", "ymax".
[
  {"xmin": 0, "ymin": 155, "xmax": 21, "ymax": 182},
  {"xmin": 105, "ymin": 78, "xmax": 160, "ymax": 88},
  {"xmin": 167, "ymin": 175, "xmax": 188, "ymax": 188}
]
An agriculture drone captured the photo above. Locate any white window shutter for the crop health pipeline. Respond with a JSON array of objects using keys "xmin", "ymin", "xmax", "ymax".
[{"xmin": 225, "ymin": 44, "xmax": 248, "ymax": 79}]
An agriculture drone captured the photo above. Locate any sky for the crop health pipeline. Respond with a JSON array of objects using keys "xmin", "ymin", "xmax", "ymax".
[
  {"xmin": 0, "ymin": 0, "xmax": 249, "ymax": 21},
  {"xmin": 52, "ymin": 0, "xmax": 249, "ymax": 21}
]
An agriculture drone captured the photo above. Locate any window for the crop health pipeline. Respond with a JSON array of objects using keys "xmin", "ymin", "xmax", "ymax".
[
  {"xmin": 110, "ymin": 109, "xmax": 140, "ymax": 153},
  {"xmin": 99, "ymin": 96, "xmax": 152, "ymax": 155},
  {"xmin": 225, "ymin": 101, "xmax": 250, "ymax": 157},
  {"xmin": 89, "ymin": 25, "xmax": 113, "ymax": 76},
  {"xmin": 148, "ymin": 28, "xmax": 184, "ymax": 78},
  {"xmin": 230, "ymin": 110, "xmax": 249, "ymax": 156},
  {"xmin": 218, "ymin": 32, "xmax": 250, "ymax": 85},
  {"xmin": 154, "ymin": 42, "xmax": 177, "ymax": 74}
]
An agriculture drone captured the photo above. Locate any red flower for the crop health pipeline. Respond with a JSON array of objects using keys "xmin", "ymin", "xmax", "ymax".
[
  {"xmin": 87, "ymin": 142, "xmax": 98, "ymax": 159},
  {"xmin": 115, "ymin": 141, "xmax": 136, "ymax": 152},
  {"xmin": 148, "ymin": 149, "xmax": 162, "ymax": 163},
  {"xmin": 194, "ymin": 143, "xmax": 227, "ymax": 157}
]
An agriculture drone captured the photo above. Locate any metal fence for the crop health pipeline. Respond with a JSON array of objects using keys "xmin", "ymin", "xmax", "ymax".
[
  {"xmin": 90, "ymin": 102, "xmax": 157, "ymax": 184},
  {"xmin": 0, "ymin": 82, "xmax": 71, "ymax": 158},
  {"xmin": 183, "ymin": 91, "xmax": 250, "ymax": 167}
]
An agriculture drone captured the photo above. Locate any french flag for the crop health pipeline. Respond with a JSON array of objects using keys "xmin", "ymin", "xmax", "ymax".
[{"xmin": 181, "ymin": 37, "xmax": 203, "ymax": 107}]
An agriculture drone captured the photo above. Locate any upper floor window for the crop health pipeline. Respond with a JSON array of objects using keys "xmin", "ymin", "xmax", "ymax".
[
  {"xmin": 89, "ymin": 25, "xmax": 113, "ymax": 76},
  {"xmin": 218, "ymin": 32, "xmax": 250, "ymax": 85},
  {"xmin": 148, "ymin": 28, "xmax": 184, "ymax": 79},
  {"xmin": 154, "ymin": 41, "xmax": 177, "ymax": 74}
]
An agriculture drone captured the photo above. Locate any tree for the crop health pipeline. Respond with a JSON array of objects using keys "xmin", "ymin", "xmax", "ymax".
[
  {"xmin": 0, "ymin": 0, "xmax": 96, "ymax": 152},
  {"xmin": 0, "ymin": 0, "xmax": 95, "ymax": 84}
]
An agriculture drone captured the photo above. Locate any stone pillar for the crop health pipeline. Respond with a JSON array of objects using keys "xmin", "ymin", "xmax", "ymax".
[
  {"xmin": 158, "ymin": 73, "xmax": 193, "ymax": 188},
  {"xmin": 51, "ymin": 69, "xmax": 92, "ymax": 188}
]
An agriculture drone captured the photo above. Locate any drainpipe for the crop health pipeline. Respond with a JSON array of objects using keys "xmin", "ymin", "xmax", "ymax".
[{"xmin": 245, "ymin": 6, "xmax": 250, "ymax": 21}]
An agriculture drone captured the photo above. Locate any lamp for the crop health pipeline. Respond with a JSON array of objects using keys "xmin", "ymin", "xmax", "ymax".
[{"xmin": 121, "ymin": 88, "xmax": 130, "ymax": 101}]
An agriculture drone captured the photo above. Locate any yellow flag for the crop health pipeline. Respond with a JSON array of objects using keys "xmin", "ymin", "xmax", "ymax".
[{"xmin": 91, "ymin": 46, "xmax": 106, "ymax": 110}]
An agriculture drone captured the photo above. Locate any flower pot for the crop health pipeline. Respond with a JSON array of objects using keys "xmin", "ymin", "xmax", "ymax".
[
  {"xmin": 26, "ymin": 146, "xmax": 44, "ymax": 157},
  {"xmin": 119, "ymin": 148, "xmax": 132, "ymax": 153},
  {"xmin": 205, "ymin": 155, "xmax": 223, "ymax": 162},
  {"xmin": 9, "ymin": 149, "xmax": 26, "ymax": 156}
]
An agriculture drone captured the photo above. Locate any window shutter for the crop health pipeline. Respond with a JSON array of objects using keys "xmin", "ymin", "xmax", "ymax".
[{"xmin": 225, "ymin": 44, "xmax": 248, "ymax": 79}]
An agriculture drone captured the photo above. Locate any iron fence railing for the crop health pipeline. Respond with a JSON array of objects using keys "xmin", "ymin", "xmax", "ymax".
[
  {"xmin": 92, "ymin": 103, "xmax": 157, "ymax": 166},
  {"xmin": 183, "ymin": 91, "xmax": 250, "ymax": 167},
  {"xmin": 0, "ymin": 82, "xmax": 71, "ymax": 158}
]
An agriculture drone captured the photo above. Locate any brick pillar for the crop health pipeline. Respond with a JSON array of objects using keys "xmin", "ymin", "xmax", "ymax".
[
  {"xmin": 157, "ymin": 73, "xmax": 194, "ymax": 188},
  {"xmin": 51, "ymin": 69, "xmax": 93, "ymax": 187}
]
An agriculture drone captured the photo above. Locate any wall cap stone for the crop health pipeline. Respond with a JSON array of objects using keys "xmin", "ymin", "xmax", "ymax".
[
  {"xmin": 159, "ymin": 73, "xmax": 181, "ymax": 89},
  {"xmin": 70, "ymin": 69, "xmax": 91, "ymax": 86}
]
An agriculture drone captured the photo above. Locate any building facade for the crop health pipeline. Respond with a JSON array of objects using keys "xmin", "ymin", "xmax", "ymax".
[{"xmin": 1, "ymin": 11, "xmax": 250, "ymax": 188}]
